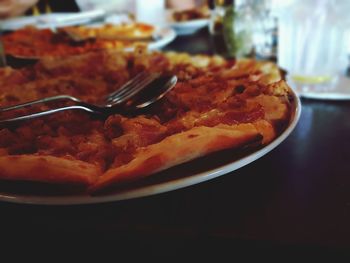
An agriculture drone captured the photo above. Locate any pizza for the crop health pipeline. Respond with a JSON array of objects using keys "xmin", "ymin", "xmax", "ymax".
[
  {"xmin": 1, "ymin": 23, "xmax": 155, "ymax": 58},
  {"xmin": 0, "ymin": 48, "xmax": 293, "ymax": 194},
  {"xmin": 61, "ymin": 23, "xmax": 155, "ymax": 41}
]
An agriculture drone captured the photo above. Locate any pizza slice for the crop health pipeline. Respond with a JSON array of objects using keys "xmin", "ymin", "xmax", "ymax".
[
  {"xmin": 0, "ymin": 155, "xmax": 100, "ymax": 186},
  {"xmin": 89, "ymin": 123, "xmax": 261, "ymax": 193},
  {"xmin": 0, "ymin": 49, "xmax": 293, "ymax": 195},
  {"xmin": 62, "ymin": 23, "xmax": 155, "ymax": 41}
]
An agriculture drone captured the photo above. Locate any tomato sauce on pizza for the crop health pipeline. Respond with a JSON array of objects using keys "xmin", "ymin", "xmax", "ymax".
[{"xmin": 0, "ymin": 48, "xmax": 292, "ymax": 193}]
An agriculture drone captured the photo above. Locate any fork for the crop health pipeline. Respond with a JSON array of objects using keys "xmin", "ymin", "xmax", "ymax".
[{"xmin": 0, "ymin": 72, "xmax": 177, "ymax": 125}]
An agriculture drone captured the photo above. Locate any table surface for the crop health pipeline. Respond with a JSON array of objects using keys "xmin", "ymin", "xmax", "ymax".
[{"xmin": 1, "ymin": 29, "xmax": 350, "ymax": 259}]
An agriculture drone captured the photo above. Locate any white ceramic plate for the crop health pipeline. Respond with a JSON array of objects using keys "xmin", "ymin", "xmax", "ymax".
[
  {"xmin": 4, "ymin": 25, "xmax": 176, "ymax": 60},
  {"xmin": 0, "ymin": 10, "xmax": 106, "ymax": 31},
  {"xmin": 291, "ymin": 75, "xmax": 350, "ymax": 100},
  {"xmin": 166, "ymin": 9, "xmax": 209, "ymax": 36},
  {"xmin": 127, "ymin": 26, "xmax": 177, "ymax": 51},
  {"xmin": 169, "ymin": 19, "xmax": 209, "ymax": 36},
  {"xmin": 82, "ymin": 24, "xmax": 177, "ymax": 51},
  {"xmin": 0, "ymin": 88, "xmax": 301, "ymax": 205}
]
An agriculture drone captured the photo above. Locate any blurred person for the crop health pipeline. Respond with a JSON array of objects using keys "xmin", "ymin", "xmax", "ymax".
[
  {"xmin": 0, "ymin": 0, "xmax": 207, "ymax": 19},
  {"xmin": 167, "ymin": 0, "xmax": 207, "ymax": 10},
  {"xmin": 34, "ymin": 0, "xmax": 80, "ymax": 12},
  {"xmin": 0, "ymin": 0, "xmax": 38, "ymax": 18},
  {"xmin": 75, "ymin": 0, "xmax": 135, "ymax": 14},
  {"xmin": 76, "ymin": 0, "xmax": 208, "ymax": 24},
  {"xmin": 0, "ymin": 0, "xmax": 81, "ymax": 18},
  {"xmin": 76, "ymin": 0, "xmax": 207, "ymax": 14}
]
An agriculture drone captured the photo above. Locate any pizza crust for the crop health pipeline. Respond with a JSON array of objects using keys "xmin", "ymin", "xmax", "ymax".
[
  {"xmin": 89, "ymin": 123, "xmax": 261, "ymax": 193},
  {"xmin": 252, "ymin": 120, "xmax": 275, "ymax": 145},
  {"xmin": 0, "ymin": 49, "xmax": 293, "ymax": 194},
  {"xmin": 0, "ymin": 155, "xmax": 100, "ymax": 186}
]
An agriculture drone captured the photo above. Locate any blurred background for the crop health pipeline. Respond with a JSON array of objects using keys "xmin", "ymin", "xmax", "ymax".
[{"xmin": 1, "ymin": 0, "xmax": 350, "ymax": 97}]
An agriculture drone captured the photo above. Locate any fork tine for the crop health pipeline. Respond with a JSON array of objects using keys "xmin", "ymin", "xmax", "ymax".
[
  {"xmin": 115, "ymin": 72, "xmax": 156, "ymax": 100},
  {"xmin": 110, "ymin": 73, "xmax": 160, "ymax": 104},
  {"xmin": 105, "ymin": 71, "xmax": 148, "ymax": 100},
  {"xmin": 106, "ymin": 72, "xmax": 160, "ymax": 105},
  {"xmin": 0, "ymin": 73, "xmax": 177, "ymax": 124}
]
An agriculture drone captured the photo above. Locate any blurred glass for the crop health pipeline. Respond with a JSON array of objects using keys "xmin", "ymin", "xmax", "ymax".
[
  {"xmin": 135, "ymin": 0, "xmax": 165, "ymax": 24},
  {"xmin": 277, "ymin": 0, "xmax": 350, "ymax": 85},
  {"xmin": 209, "ymin": 0, "xmax": 277, "ymax": 59},
  {"xmin": 208, "ymin": 0, "xmax": 229, "ymax": 56},
  {"xmin": 223, "ymin": 0, "xmax": 255, "ymax": 58},
  {"xmin": 251, "ymin": 0, "xmax": 277, "ymax": 61},
  {"xmin": 76, "ymin": 0, "xmax": 135, "ymax": 15},
  {"xmin": 76, "ymin": 0, "xmax": 166, "ymax": 25}
]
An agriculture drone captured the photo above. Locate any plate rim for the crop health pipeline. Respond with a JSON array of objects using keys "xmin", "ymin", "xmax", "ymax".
[
  {"xmin": 0, "ymin": 11, "xmax": 105, "ymax": 31},
  {"xmin": 4, "ymin": 25, "xmax": 177, "ymax": 60},
  {"xmin": 168, "ymin": 19, "xmax": 209, "ymax": 36},
  {"xmin": 164, "ymin": 8, "xmax": 209, "ymax": 35},
  {"xmin": 0, "ymin": 87, "xmax": 302, "ymax": 205},
  {"xmin": 121, "ymin": 26, "xmax": 176, "ymax": 52},
  {"xmin": 292, "ymin": 75, "xmax": 350, "ymax": 100},
  {"xmin": 169, "ymin": 18, "xmax": 209, "ymax": 28}
]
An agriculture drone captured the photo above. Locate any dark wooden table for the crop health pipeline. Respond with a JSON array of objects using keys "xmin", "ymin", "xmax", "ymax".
[{"xmin": 1, "ymin": 29, "xmax": 350, "ymax": 260}]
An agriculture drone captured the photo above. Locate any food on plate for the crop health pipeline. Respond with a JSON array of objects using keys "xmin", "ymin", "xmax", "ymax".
[
  {"xmin": 61, "ymin": 23, "xmax": 155, "ymax": 41},
  {"xmin": 172, "ymin": 6, "xmax": 210, "ymax": 22},
  {"xmin": 1, "ymin": 23, "xmax": 155, "ymax": 58},
  {"xmin": 0, "ymin": 48, "xmax": 293, "ymax": 194}
]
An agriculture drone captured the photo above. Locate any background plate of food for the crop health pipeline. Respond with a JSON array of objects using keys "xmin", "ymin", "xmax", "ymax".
[
  {"xmin": 0, "ymin": 50, "xmax": 301, "ymax": 205},
  {"xmin": 1, "ymin": 22, "xmax": 176, "ymax": 60},
  {"xmin": 166, "ymin": 6, "xmax": 210, "ymax": 35},
  {"xmin": 0, "ymin": 9, "xmax": 106, "ymax": 31}
]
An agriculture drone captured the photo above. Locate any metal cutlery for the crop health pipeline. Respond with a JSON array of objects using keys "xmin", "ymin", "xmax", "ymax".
[{"xmin": 0, "ymin": 72, "xmax": 177, "ymax": 125}]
